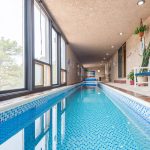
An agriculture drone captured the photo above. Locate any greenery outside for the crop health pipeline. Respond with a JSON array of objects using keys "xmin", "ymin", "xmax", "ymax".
[{"xmin": 0, "ymin": 37, "xmax": 24, "ymax": 91}]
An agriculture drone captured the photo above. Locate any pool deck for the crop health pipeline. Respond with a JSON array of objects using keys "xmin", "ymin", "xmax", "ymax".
[{"xmin": 106, "ymin": 82, "xmax": 150, "ymax": 103}]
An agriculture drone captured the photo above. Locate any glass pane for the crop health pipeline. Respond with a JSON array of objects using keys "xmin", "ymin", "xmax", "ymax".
[
  {"xmin": 61, "ymin": 70, "xmax": 66, "ymax": 84},
  {"xmin": 61, "ymin": 37, "xmax": 66, "ymax": 70},
  {"xmin": 35, "ymin": 63, "xmax": 44, "ymax": 86},
  {"xmin": 52, "ymin": 28, "xmax": 58, "ymax": 84},
  {"xmin": 0, "ymin": 0, "xmax": 24, "ymax": 91},
  {"xmin": 44, "ymin": 65, "xmax": 51, "ymax": 86},
  {"xmin": 34, "ymin": 1, "xmax": 49, "ymax": 63}
]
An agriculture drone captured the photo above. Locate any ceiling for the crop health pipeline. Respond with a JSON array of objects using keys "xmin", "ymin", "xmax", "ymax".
[{"xmin": 44, "ymin": 0, "xmax": 150, "ymax": 67}]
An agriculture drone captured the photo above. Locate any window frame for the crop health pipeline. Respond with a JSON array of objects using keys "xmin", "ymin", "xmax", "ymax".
[
  {"xmin": 34, "ymin": 0, "xmax": 51, "ymax": 89},
  {"xmin": 51, "ymin": 27, "xmax": 59, "ymax": 86},
  {"xmin": 60, "ymin": 37, "xmax": 67, "ymax": 85},
  {"xmin": 0, "ymin": 0, "xmax": 67, "ymax": 101},
  {"xmin": 0, "ymin": 0, "xmax": 26, "ymax": 94}
]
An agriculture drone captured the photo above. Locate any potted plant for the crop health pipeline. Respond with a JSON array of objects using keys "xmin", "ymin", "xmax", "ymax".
[
  {"xmin": 137, "ymin": 42, "xmax": 150, "ymax": 85},
  {"xmin": 134, "ymin": 19, "xmax": 147, "ymax": 41},
  {"xmin": 127, "ymin": 70, "xmax": 134, "ymax": 85}
]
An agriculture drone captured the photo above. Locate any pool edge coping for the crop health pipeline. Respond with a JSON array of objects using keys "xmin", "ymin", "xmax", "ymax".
[
  {"xmin": 0, "ymin": 83, "xmax": 82, "ymax": 113},
  {"xmin": 99, "ymin": 82, "xmax": 150, "ymax": 107}
]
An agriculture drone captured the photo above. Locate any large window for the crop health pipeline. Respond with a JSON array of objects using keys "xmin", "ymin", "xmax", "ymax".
[
  {"xmin": 61, "ymin": 37, "xmax": 66, "ymax": 84},
  {"xmin": 0, "ymin": 0, "xmax": 24, "ymax": 91},
  {"xmin": 0, "ymin": 0, "xmax": 67, "ymax": 98},
  {"xmin": 34, "ymin": 1, "xmax": 51, "ymax": 87},
  {"xmin": 52, "ymin": 28, "xmax": 58, "ymax": 85},
  {"xmin": 34, "ymin": 1, "xmax": 49, "ymax": 63}
]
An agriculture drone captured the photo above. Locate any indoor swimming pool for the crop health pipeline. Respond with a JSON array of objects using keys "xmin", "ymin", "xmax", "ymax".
[{"xmin": 0, "ymin": 85, "xmax": 150, "ymax": 150}]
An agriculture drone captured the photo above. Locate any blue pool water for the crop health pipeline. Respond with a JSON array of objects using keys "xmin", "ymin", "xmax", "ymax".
[{"xmin": 0, "ymin": 86, "xmax": 150, "ymax": 150}]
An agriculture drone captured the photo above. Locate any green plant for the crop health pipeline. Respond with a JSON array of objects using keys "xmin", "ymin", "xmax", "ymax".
[
  {"xmin": 134, "ymin": 25, "xmax": 147, "ymax": 34},
  {"xmin": 127, "ymin": 70, "xmax": 134, "ymax": 81},
  {"xmin": 140, "ymin": 42, "xmax": 150, "ymax": 72}
]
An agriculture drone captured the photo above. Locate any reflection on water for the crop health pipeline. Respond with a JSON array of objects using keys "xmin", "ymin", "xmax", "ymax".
[
  {"xmin": 0, "ymin": 87, "xmax": 150, "ymax": 150},
  {"xmin": 0, "ymin": 96, "xmax": 68, "ymax": 150}
]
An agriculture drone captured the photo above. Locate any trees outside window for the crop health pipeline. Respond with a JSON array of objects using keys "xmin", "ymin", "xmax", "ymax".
[{"xmin": 0, "ymin": 0, "xmax": 24, "ymax": 91}]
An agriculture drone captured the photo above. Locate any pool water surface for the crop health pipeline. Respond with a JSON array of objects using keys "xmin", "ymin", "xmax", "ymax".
[{"xmin": 0, "ymin": 86, "xmax": 150, "ymax": 150}]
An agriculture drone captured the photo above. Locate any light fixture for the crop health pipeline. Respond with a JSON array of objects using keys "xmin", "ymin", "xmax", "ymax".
[
  {"xmin": 97, "ymin": 70, "xmax": 100, "ymax": 73},
  {"xmin": 106, "ymin": 53, "xmax": 109, "ymax": 56},
  {"xmin": 120, "ymin": 32, "xmax": 123, "ymax": 36},
  {"xmin": 137, "ymin": 0, "xmax": 145, "ymax": 6},
  {"xmin": 111, "ymin": 45, "xmax": 114, "ymax": 48}
]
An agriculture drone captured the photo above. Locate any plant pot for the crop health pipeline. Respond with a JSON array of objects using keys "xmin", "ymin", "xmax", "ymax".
[
  {"xmin": 139, "ymin": 32, "xmax": 144, "ymax": 41},
  {"xmin": 139, "ymin": 32, "xmax": 144, "ymax": 37},
  {"xmin": 130, "ymin": 80, "xmax": 134, "ymax": 85},
  {"xmin": 137, "ymin": 76, "xmax": 148, "ymax": 86}
]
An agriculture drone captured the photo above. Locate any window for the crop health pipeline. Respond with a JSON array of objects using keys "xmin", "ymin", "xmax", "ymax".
[
  {"xmin": 0, "ymin": 0, "xmax": 25, "ymax": 91},
  {"xmin": 61, "ymin": 37, "xmax": 66, "ymax": 84},
  {"xmin": 52, "ymin": 28, "xmax": 58, "ymax": 85},
  {"xmin": 34, "ymin": 1, "xmax": 49, "ymax": 63},
  {"xmin": 0, "ymin": 0, "xmax": 67, "ymax": 99},
  {"xmin": 34, "ymin": 1, "xmax": 51, "ymax": 88},
  {"xmin": 61, "ymin": 70, "xmax": 66, "ymax": 84},
  {"xmin": 35, "ymin": 63, "xmax": 44, "ymax": 87},
  {"xmin": 61, "ymin": 37, "xmax": 66, "ymax": 70}
]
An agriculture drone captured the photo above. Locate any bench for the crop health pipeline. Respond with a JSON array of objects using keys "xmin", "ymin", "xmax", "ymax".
[{"xmin": 134, "ymin": 67, "xmax": 150, "ymax": 88}]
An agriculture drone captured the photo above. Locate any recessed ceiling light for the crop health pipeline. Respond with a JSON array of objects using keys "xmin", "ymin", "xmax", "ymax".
[
  {"xmin": 97, "ymin": 70, "xmax": 100, "ymax": 73},
  {"xmin": 120, "ymin": 32, "xmax": 123, "ymax": 36},
  {"xmin": 106, "ymin": 53, "xmax": 109, "ymax": 56},
  {"xmin": 137, "ymin": 0, "xmax": 145, "ymax": 6},
  {"xmin": 111, "ymin": 45, "xmax": 114, "ymax": 48}
]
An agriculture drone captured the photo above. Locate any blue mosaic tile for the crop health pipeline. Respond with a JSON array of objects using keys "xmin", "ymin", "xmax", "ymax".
[
  {"xmin": 99, "ymin": 83, "xmax": 150, "ymax": 123},
  {"xmin": 0, "ymin": 84, "xmax": 81, "ymax": 123}
]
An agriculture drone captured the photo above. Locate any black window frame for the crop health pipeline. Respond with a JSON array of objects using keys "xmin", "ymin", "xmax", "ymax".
[
  {"xmin": 0, "ymin": 0, "xmax": 27, "ymax": 94},
  {"xmin": 33, "ymin": 0, "xmax": 51, "ymax": 89},
  {"xmin": 51, "ymin": 27, "xmax": 59, "ymax": 86},
  {"xmin": 0, "ymin": 0, "xmax": 68, "ymax": 101},
  {"xmin": 60, "ymin": 36, "xmax": 67, "ymax": 85}
]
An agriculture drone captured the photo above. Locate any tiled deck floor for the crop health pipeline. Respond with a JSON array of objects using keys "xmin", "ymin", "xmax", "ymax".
[{"xmin": 107, "ymin": 83, "xmax": 150, "ymax": 97}]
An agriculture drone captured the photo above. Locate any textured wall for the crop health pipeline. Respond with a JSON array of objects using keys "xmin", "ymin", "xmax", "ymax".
[
  {"xmin": 110, "ymin": 16, "xmax": 150, "ymax": 83},
  {"xmin": 109, "ymin": 51, "xmax": 118, "ymax": 81},
  {"xmin": 66, "ymin": 45, "xmax": 82, "ymax": 85},
  {"xmin": 126, "ymin": 16, "xmax": 150, "ymax": 76}
]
